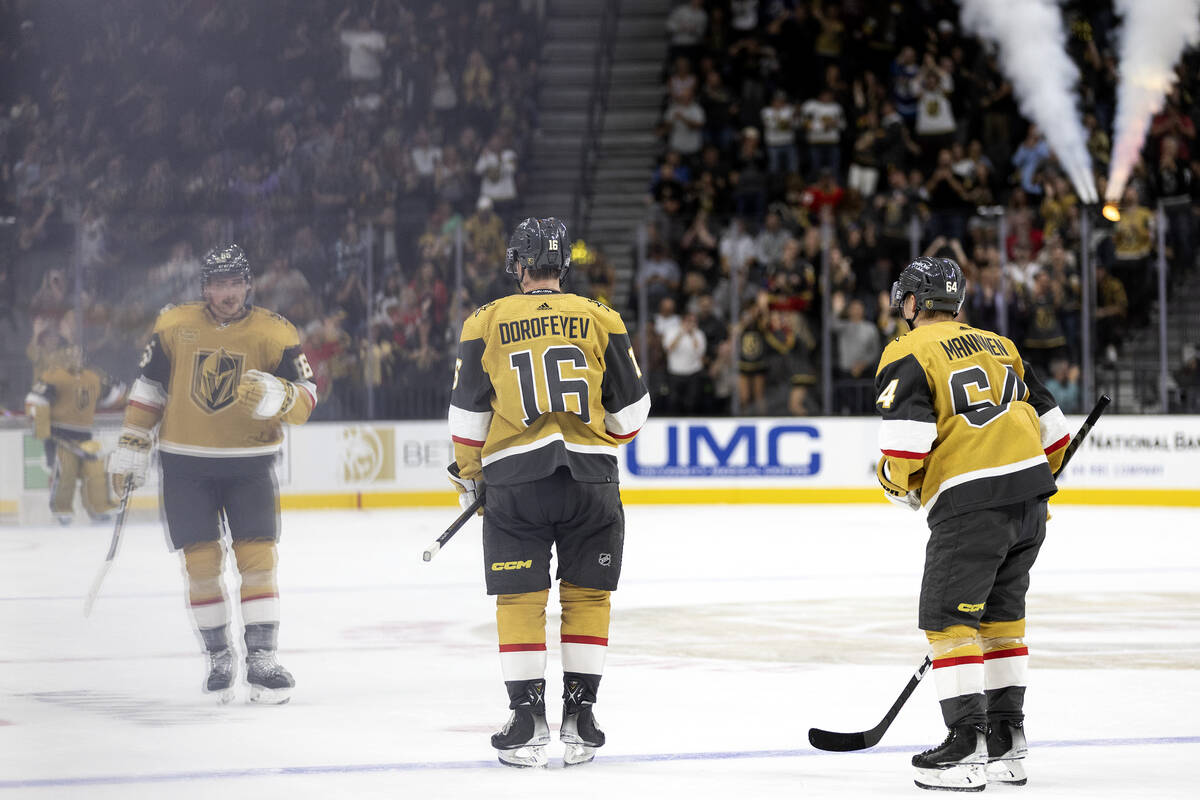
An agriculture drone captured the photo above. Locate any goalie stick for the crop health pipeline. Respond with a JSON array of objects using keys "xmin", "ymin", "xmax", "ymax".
[
  {"xmin": 422, "ymin": 490, "xmax": 485, "ymax": 562},
  {"xmin": 808, "ymin": 394, "xmax": 1111, "ymax": 752},
  {"xmin": 83, "ymin": 476, "xmax": 134, "ymax": 617}
]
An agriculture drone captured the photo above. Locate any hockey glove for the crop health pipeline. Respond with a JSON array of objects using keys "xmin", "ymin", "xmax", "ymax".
[
  {"xmin": 447, "ymin": 462, "xmax": 484, "ymax": 515},
  {"xmin": 236, "ymin": 369, "xmax": 297, "ymax": 420},
  {"xmin": 107, "ymin": 429, "xmax": 152, "ymax": 498},
  {"xmin": 877, "ymin": 456, "xmax": 921, "ymax": 511}
]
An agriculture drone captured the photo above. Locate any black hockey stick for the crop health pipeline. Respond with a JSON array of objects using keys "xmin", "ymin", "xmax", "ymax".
[
  {"xmin": 422, "ymin": 490, "xmax": 485, "ymax": 562},
  {"xmin": 808, "ymin": 396, "xmax": 1110, "ymax": 751},
  {"xmin": 52, "ymin": 437, "xmax": 100, "ymax": 460},
  {"xmin": 1052, "ymin": 394, "xmax": 1110, "ymax": 478},
  {"xmin": 83, "ymin": 476, "xmax": 134, "ymax": 617},
  {"xmin": 808, "ymin": 656, "xmax": 932, "ymax": 751}
]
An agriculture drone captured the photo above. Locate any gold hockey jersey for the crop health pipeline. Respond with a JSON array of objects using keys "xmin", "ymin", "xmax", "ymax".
[
  {"xmin": 874, "ymin": 320, "xmax": 1071, "ymax": 524},
  {"xmin": 25, "ymin": 365, "xmax": 121, "ymax": 440},
  {"xmin": 449, "ymin": 291, "xmax": 650, "ymax": 485},
  {"xmin": 124, "ymin": 303, "xmax": 316, "ymax": 458}
]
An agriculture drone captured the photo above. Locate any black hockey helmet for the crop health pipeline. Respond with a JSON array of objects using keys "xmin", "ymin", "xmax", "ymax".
[
  {"xmin": 891, "ymin": 256, "xmax": 965, "ymax": 322},
  {"xmin": 505, "ymin": 217, "xmax": 571, "ymax": 282},
  {"xmin": 201, "ymin": 243, "xmax": 251, "ymax": 288}
]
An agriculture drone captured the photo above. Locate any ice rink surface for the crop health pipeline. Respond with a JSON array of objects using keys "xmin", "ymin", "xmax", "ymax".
[{"xmin": 1, "ymin": 503, "xmax": 1197, "ymax": 799}]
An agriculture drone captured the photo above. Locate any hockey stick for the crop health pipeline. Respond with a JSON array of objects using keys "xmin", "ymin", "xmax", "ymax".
[
  {"xmin": 1052, "ymin": 394, "xmax": 1110, "ymax": 478},
  {"xmin": 83, "ymin": 476, "xmax": 134, "ymax": 617},
  {"xmin": 422, "ymin": 490, "xmax": 485, "ymax": 562},
  {"xmin": 808, "ymin": 656, "xmax": 933, "ymax": 752},
  {"xmin": 51, "ymin": 437, "xmax": 100, "ymax": 460},
  {"xmin": 808, "ymin": 395, "xmax": 1111, "ymax": 752}
]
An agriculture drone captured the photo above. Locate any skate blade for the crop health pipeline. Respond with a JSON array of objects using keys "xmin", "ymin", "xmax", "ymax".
[
  {"xmin": 497, "ymin": 745, "xmax": 548, "ymax": 768},
  {"xmin": 208, "ymin": 688, "xmax": 234, "ymax": 704},
  {"xmin": 986, "ymin": 758, "xmax": 1028, "ymax": 785},
  {"xmin": 563, "ymin": 743, "xmax": 597, "ymax": 766},
  {"xmin": 914, "ymin": 763, "xmax": 986, "ymax": 792},
  {"xmin": 248, "ymin": 685, "xmax": 292, "ymax": 705}
]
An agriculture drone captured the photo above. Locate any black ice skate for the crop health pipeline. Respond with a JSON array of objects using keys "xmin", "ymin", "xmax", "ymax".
[
  {"xmin": 204, "ymin": 647, "xmax": 235, "ymax": 704},
  {"xmin": 491, "ymin": 679, "xmax": 550, "ymax": 768},
  {"xmin": 986, "ymin": 721, "xmax": 1028, "ymax": 786},
  {"xmin": 244, "ymin": 623, "xmax": 293, "ymax": 704},
  {"xmin": 912, "ymin": 723, "xmax": 988, "ymax": 792},
  {"xmin": 245, "ymin": 649, "xmax": 294, "ymax": 704},
  {"xmin": 560, "ymin": 675, "xmax": 605, "ymax": 766}
]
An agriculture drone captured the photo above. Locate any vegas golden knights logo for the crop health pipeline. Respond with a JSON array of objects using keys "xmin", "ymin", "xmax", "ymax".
[
  {"xmin": 75, "ymin": 386, "xmax": 91, "ymax": 411},
  {"xmin": 191, "ymin": 347, "xmax": 244, "ymax": 413}
]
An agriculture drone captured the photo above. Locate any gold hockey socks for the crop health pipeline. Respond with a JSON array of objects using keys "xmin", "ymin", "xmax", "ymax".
[
  {"xmin": 497, "ymin": 590, "xmax": 549, "ymax": 682},
  {"xmin": 560, "ymin": 582, "xmax": 610, "ymax": 679},
  {"xmin": 183, "ymin": 541, "xmax": 229, "ymax": 632},
  {"xmin": 926, "ymin": 625, "xmax": 986, "ymax": 727},
  {"xmin": 233, "ymin": 539, "xmax": 280, "ymax": 627}
]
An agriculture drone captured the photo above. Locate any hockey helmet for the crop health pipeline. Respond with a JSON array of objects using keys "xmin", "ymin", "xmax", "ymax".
[
  {"xmin": 505, "ymin": 217, "xmax": 571, "ymax": 281},
  {"xmin": 201, "ymin": 243, "xmax": 251, "ymax": 288},
  {"xmin": 891, "ymin": 256, "xmax": 966, "ymax": 319}
]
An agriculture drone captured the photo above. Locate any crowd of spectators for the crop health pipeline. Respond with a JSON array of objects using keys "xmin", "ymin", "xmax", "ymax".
[
  {"xmin": 642, "ymin": 0, "xmax": 1200, "ymax": 416},
  {"xmin": 2, "ymin": 0, "xmax": 545, "ymax": 418}
]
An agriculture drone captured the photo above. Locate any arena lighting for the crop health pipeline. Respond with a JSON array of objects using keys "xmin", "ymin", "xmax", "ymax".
[{"xmin": 1102, "ymin": 203, "xmax": 1122, "ymax": 222}]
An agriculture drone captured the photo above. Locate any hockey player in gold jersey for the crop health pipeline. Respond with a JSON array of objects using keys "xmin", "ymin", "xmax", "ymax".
[
  {"xmin": 106, "ymin": 244, "xmax": 317, "ymax": 704},
  {"xmin": 447, "ymin": 218, "xmax": 650, "ymax": 767},
  {"xmin": 875, "ymin": 257, "xmax": 1071, "ymax": 791},
  {"xmin": 24, "ymin": 347, "xmax": 124, "ymax": 525}
]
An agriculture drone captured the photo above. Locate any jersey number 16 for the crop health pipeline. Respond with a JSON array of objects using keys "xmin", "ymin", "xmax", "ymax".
[{"xmin": 509, "ymin": 345, "xmax": 591, "ymax": 427}]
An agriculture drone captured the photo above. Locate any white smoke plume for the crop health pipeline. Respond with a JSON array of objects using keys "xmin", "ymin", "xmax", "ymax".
[
  {"xmin": 959, "ymin": 0, "xmax": 1099, "ymax": 203},
  {"xmin": 1106, "ymin": 0, "xmax": 1200, "ymax": 202}
]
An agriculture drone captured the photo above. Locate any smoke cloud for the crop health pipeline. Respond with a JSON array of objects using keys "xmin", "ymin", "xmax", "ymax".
[
  {"xmin": 959, "ymin": 0, "xmax": 1099, "ymax": 203},
  {"xmin": 1106, "ymin": 0, "xmax": 1200, "ymax": 202}
]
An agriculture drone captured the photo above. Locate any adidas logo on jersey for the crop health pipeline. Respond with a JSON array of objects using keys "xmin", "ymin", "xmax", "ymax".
[{"xmin": 535, "ymin": 302, "xmax": 552, "ymax": 311}]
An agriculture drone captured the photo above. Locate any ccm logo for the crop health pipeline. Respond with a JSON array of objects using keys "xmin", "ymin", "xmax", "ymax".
[
  {"xmin": 956, "ymin": 601, "xmax": 985, "ymax": 613},
  {"xmin": 491, "ymin": 560, "xmax": 533, "ymax": 571}
]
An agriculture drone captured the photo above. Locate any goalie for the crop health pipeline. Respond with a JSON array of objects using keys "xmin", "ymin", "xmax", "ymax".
[{"xmin": 24, "ymin": 346, "xmax": 125, "ymax": 525}]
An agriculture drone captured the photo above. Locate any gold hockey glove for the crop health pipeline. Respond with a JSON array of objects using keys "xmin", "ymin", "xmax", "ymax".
[
  {"xmin": 877, "ymin": 456, "xmax": 921, "ymax": 511},
  {"xmin": 236, "ymin": 369, "xmax": 297, "ymax": 420}
]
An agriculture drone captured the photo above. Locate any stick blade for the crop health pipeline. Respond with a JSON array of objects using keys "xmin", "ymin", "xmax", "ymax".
[{"xmin": 808, "ymin": 727, "xmax": 872, "ymax": 752}]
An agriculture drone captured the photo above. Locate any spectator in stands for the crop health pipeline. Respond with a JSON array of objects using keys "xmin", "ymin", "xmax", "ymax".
[
  {"xmin": 1174, "ymin": 343, "xmax": 1200, "ymax": 412},
  {"xmin": 1151, "ymin": 135, "xmax": 1195, "ymax": 275},
  {"xmin": 255, "ymin": 254, "xmax": 316, "ymax": 325},
  {"xmin": 339, "ymin": 15, "xmax": 386, "ymax": 83},
  {"xmin": 661, "ymin": 86, "xmax": 706, "ymax": 161},
  {"xmin": 1019, "ymin": 269, "xmax": 1068, "ymax": 374},
  {"xmin": 1111, "ymin": 184, "xmax": 1155, "ymax": 325},
  {"xmin": 764, "ymin": 309, "xmax": 817, "ymax": 416},
  {"xmin": 800, "ymin": 86, "xmax": 845, "ymax": 180},
  {"xmin": 1044, "ymin": 358, "xmax": 1082, "ymax": 414},
  {"xmin": 474, "ymin": 133, "xmax": 518, "ymax": 224},
  {"xmin": 730, "ymin": 127, "xmax": 768, "ymax": 219},
  {"xmin": 736, "ymin": 293, "xmax": 770, "ymax": 415},
  {"xmin": 666, "ymin": 56, "xmax": 698, "ymax": 105},
  {"xmin": 913, "ymin": 55, "xmax": 957, "ymax": 168},
  {"xmin": 761, "ymin": 90, "xmax": 799, "ymax": 176},
  {"xmin": 663, "ymin": 311, "xmax": 707, "ymax": 415},
  {"xmin": 830, "ymin": 294, "xmax": 881, "ymax": 414},
  {"xmin": 924, "ymin": 148, "xmax": 971, "ymax": 243},
  {"xmin": 666, "ymin": 0, "xmax": 708, "ymax": 65},
  {"xmin": 1012, "ymin": 124, "xmax": 1051, "ymax": 197},
  {"xmin": 1095, "ymin": 262, "xmax": 1128, "ymax": 363},
  {"xmin": 641, "ymin": 242, "xmax": 682, "ymax": 313}
]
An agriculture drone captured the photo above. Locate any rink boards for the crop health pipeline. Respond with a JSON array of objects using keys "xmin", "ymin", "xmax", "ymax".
[{"xmin": 1, "ymin": 416, "xmax": 1198, "ymax": 521}]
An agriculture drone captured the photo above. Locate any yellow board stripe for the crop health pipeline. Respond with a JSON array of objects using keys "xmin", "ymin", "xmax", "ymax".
[{"xmin": 5, "ymin": 488, "xmax": 1198, "ymax": 517}]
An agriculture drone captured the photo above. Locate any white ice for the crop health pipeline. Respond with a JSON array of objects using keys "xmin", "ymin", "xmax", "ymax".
[{"xmin": 1, "ymin": 503, "xmax": 1197, "ymax": 799}]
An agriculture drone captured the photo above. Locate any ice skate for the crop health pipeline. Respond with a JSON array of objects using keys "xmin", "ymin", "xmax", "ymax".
[
  {"xmin": 204, "ymin": 647, "xmax": 235, "ymax": 704},
  {"xmin": 986, "ymin": 721, "xmax": 1028, "ymax": 786},
  {"xmin": 54, "ymin": 513, "xmax": 73, "ymax": 527},
  {"xmin": 245, "ymin": 649, "xmax": 294, "ymax": 704},
  {"xmin": 912, "ymin": 724, "xmax": 988, "ymax": 792},
  {"xmin": 492, "ymin": 679, "xmax": 550, "ymax": 768},
  {"xmin": 560, "ymin": 704, "xmax": 605, "ymax": 766}
]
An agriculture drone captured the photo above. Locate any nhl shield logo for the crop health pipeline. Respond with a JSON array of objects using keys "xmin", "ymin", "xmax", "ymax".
[
  {"xmin": 598, "ymin": 553, "xmax": 612, "ymax": 567},
  {"xmin": 191, "ymin": 347, "xmax": 244, "ymax": 413}
]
